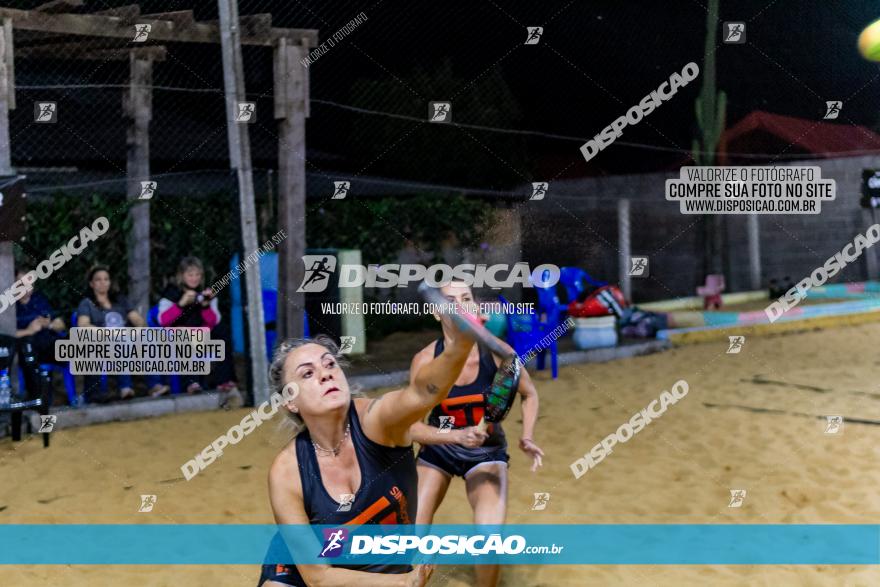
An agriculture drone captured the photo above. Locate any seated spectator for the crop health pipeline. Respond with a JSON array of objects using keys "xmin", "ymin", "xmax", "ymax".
[
  {"xmin": 77, "ymin": 265, "xmax": 145, "ymax": 401},
  {"xmin": 158, "ymin": 256, "xmax": 239, "ymax": 398},
  {"xmin": 14, "ymin": 265, "xmax": 66, "ymax": 364},
  {"xmin": 14, "ymin": 265, "xmax": 66, "ymax": 402}
]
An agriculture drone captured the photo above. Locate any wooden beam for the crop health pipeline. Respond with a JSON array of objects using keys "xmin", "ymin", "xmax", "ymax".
[
  {"xmin": 124, "ymin": 52, "xmax": 153, "ymax": 316},
  {"xmin": 206, "ymin": 14, "xmax": 272, "ymax": 37},
  {"xmin": 35, "ymin": 0, "xmax": 84, "ymax": 14},
  {"xmin": 18, "ymin": 43, "xmax": 166, "ymax": 61},
  {"xmin": 274, "ymin": 38, "xmax": 308, "ymax": 341},
  {"xmin": 0, "ymin": 8, "xmax": 317, "ymax": 46},
  {"xmin": 140, "ymin": 10, "xmax": 194, "ymax": 29},
  {"xmin": 91, "ymin": 5, "xmax": 140, "ymax": 22}
]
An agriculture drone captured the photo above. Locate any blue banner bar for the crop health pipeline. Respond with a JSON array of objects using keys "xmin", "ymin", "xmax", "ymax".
[{"xmin": 0, "ymin": 525, "xmax": 877, "ymax": 565}]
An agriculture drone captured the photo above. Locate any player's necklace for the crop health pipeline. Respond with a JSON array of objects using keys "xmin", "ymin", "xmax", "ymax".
[{"xmin": 312, "ymin": 423, "xmax": 350, "ymax": 457}]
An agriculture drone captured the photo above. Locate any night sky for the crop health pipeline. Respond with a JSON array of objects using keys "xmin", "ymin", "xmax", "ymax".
[{"xmin": 10, "ymin": 1, "xmax": 880, "ymax": 185}]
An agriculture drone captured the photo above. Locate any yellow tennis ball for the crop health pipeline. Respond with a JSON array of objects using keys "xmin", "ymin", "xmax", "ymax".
[{"xmin": 858, "ymin": 19, "xmax": 880, "ymax": 61}]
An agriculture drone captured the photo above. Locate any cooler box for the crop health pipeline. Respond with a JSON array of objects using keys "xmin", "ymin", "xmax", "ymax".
[{"xmin": 572, "ymin": 316, "xmax": 618, "ymax": 350}]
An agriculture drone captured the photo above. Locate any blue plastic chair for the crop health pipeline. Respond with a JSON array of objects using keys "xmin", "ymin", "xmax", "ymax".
[
  {"xmin": 146, "ymin": 305, "xmax": 181, "ymax": 395},
  {"xmin": 229, "ymin": 252, "xmax": 310, "ymax": 359},
  {"xmin": 559, "ymin": 267, "xmax": 608, "ymax": 304},
  {"xmin": 531, "ymin": 270, "xmax": 566, "ymax": 328},
  {"xmin": 500, "ymin": 295, "xmax": 558, "ymax": 379}
]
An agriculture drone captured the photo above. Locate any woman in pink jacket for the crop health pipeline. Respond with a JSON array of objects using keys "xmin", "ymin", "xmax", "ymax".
[{"xmin": 157, "ymin": 256, "xmax": 238, "ymax": 397}]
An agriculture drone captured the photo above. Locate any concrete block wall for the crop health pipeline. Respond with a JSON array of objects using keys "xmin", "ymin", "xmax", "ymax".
[{"xmin": 520, "ymin": 154, "xmax": 880, "ymax": 303}]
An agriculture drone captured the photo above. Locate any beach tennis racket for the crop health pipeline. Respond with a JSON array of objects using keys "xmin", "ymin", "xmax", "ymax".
[
  {"xmin": 418, "ymin": 282, "xmax": 521, "ymax": 432},
  {"xmin": 476, "ymin": 355, "xmax": 521, "ymax": 432}
]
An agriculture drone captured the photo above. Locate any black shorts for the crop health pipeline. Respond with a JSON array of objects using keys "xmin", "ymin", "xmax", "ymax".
[
  {"xmin": 258, "ymin": 563, "xmax": 303, "ymax": 586},
  {"xmin": 417, "ymin": 442, "xmax": 509, "ymax": 479},
  {"xmin": 259, "ymin": 562, "xmax": 411, "ymax": 586}
]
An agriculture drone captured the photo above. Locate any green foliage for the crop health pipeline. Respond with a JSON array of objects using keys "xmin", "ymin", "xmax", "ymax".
[
  {"xmin": 14, "ymin": 192, "xmax": 133, "ymax": 316},
  {"xmin": 14, "ymin": 191, "xmax": 241, "ymax": 317},
  {"xmin": 15, "ymin": 191, "xmax": 493, "ymax": 338},
  {"xmin": 149, "ymin": 192, "xmax": 241, "ymax": 291},
  {"xmin": 306, "ymin": 193, "xmax": 494, "ymax": 265}
]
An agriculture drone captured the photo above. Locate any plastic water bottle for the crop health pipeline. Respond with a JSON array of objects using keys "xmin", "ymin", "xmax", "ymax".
[{"xmin": 0, "ymin": 368, "xmax": 11, "ymax": 408}]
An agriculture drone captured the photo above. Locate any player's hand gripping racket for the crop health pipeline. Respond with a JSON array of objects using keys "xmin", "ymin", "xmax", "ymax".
[{"xmin": 418, "ymin": 282, "xmax": 522, "ymax": 433}]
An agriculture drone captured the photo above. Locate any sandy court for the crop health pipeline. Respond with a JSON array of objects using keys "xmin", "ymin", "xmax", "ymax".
[{"xmin": 2, "ymin": 322, "xmax": 880, "ymax": 586}]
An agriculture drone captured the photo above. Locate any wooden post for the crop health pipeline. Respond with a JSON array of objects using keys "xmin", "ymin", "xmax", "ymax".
[
  {"xmin": 273, "ymin": 37, "xmax": 307, "ymax": 340},
  {"xmin": 124, "ymin": 52, "xmax": 152, "ymax": 316},
  {"xmin": 618, "ymin": 199, "xmax": 631, "ymax": 302},
  {"xmin": 0, "ymin": 20, "xmax": 15, "ymax": 339},
  {"xmin": 747, "ymin": 214, "xmax": 762, "ymax": 290},
  {"xmin": 218, "ymin": 0, "xmax": 269, "ymax": 404}
]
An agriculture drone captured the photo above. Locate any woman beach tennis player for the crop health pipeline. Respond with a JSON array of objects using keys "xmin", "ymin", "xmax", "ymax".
[
  {"xmin": 259, "ymin": 304, "xmax": 478, "ymax": 586},
  {"xmin": 409, "ymin": 281, "xmax": 543, "ymax": 587}
]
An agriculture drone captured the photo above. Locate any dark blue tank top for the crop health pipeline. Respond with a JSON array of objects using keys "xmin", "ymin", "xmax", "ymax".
[
  {"xmin": 262, "ymin": 401, "xmax": 416, "ymax": 583},
  {"xmin": 297, "ymin": 400, "xmax": 416, "ymax": 526},
  {"xmin": 427, "ymin": 339, "xmax": 506, "ymax": 448}
]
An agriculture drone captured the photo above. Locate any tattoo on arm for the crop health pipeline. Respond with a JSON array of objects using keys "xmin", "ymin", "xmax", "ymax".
[
  {"xmin": 426, "ymin": 383, "xmax": 439, "ymax": 395},
  {"xmin": 367, "ymin": 397, "xmax": 381, "ymax": 413}
]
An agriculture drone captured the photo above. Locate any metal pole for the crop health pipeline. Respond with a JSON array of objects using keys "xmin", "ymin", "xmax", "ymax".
[
  {"xmin": 618, "ymin": 199, "xmax": 631, "ymax": 302},
  {"xmin": 218, "ymin": 0, "xmax": 269, "ymax": 404},
  {"xmin": 747, "ymin": 214, "xmax": 762, "ymax": 290},
  {"xmin": 867, "ymin": 208, "xmax": 879, "ymax": 281},
  {"xmin": 0, "ymin": 21, "xmax": 16, "ymax": 339}
]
